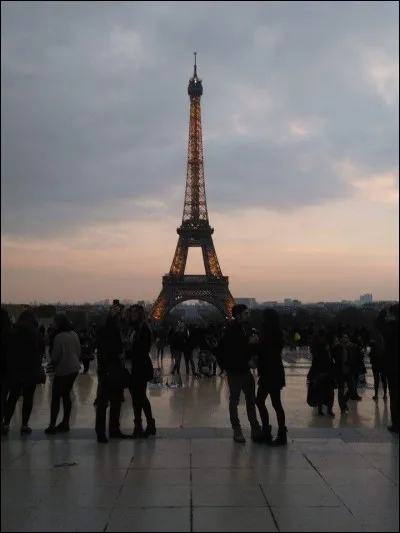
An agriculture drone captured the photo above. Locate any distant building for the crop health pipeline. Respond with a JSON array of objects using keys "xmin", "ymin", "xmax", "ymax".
[
  {"xmin": 235, "ymin": 298, "xmax": 257, "ymax": 309},
  {"xmin": 283, "ymin": 299, "xmax": 302, "ymax": 308},
  {"xmin": 359, "ymin": 293, "xmax": 373, "ymax": 305},
  {"xmin": 260, "ymin": 301, "xmax": 279, "ymax": 308}
]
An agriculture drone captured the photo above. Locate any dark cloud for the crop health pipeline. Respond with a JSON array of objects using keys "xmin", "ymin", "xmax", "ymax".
[{"xmin": 1, "ymin": 1, "xmax": 398, "ymax": 238}]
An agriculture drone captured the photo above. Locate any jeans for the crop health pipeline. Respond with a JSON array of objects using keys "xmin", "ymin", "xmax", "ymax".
[
  {"xmin": 226, "ymin": 371, "xmax": 260, "ymax": 430},
  {"xmin": 50, "ymin": 372, "xmax": 78, "ymax": 426},
  {"xmin": 184, "ymin": 349, "xmax": 196, "ymax": 374},
  {"xmin": 95, "ymin": 379, "xmax": 123, "ymax": 437},
  {"xmin": 337, "ymin": 375, "xmax": 356, "ymax": 411},
  {"xmin": 256, "ymin": 386, "xmax": 286, "ymax": 429},
  {"xmin": 130, "ymin": 381, "xmax": 153, "ymax": 426},
  {"xmin": 4, "ymin": 383, "xmax": 37, "ymax": 427},
  {"xmin": 171, "ymin": 350, "xmax": 183, "ymax": 374}
]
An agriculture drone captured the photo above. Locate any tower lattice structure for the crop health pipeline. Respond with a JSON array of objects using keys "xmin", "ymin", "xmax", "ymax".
[{"xmin": 149, "ymin": 54, "xmax": 235, "ymax": 322}]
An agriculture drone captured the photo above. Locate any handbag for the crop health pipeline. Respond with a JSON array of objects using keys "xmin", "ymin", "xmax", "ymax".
[{"xmin": 306, "ymin": 380, "xmax": 318, "ymax": 408}]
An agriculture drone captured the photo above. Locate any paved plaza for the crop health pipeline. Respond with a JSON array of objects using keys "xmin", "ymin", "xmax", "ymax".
[{"xmin": 1, "ymin": 350, "xmax": 399, "ymax": 532}]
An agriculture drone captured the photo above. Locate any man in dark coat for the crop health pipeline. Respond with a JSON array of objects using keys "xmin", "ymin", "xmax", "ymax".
[
  {"xmin": 376, "ymin": 305, "xmax": 399, "ymax": 433},
  {"xmin": 95, "ymin": 304, "xmax": 130, "ymax": 443},
  {"xmin": 331, "ymin": 334, "xmax": 361, "ymax": 414},
  {"xmin": 216, "ymin": 304, "xmax": 262, "ymax": 443}
]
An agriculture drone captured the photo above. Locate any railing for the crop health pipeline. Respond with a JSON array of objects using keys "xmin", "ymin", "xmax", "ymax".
[{"xmin": 162, "ymin": 275, "xmax": 228, "ymax": 285}]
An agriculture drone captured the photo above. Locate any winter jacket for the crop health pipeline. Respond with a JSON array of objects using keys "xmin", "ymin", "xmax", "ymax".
[
  {"xmin": 216, "ymin": 321, "xmax": 253, "ymax": 373},
  {"xmin": 51, "ymin": 330, "xmax": 81, "ymax": 376},
  {"xmin": 7, "ymin": 322, "xmax": 43, "ymax": 385}
]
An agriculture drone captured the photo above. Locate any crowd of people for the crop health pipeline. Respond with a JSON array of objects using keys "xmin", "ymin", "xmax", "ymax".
[{"xmin": 0, "ymin": 302, "xmax": 399, "ymax": 447}]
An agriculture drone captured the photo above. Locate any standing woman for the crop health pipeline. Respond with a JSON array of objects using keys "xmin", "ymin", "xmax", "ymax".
[
  {"xmin": 126, "ymin": 304, "xmax": 156, "ymax": 438},
  {"xmin": 45, "ymin": 314, "xmax": 81, "ymax": 434},
  {"xmin": 1, "ymin": 308, "xmax": 13, "ymax": 426},
  {"xmin": 2, "ymin": 310, "xmax": 45, "ymax": 436},
  {"xmin": 255, "ymin": 309, "xmax": 287, "ymax": 446},
  {"xmin": 308, "ymin": 328, "xmax": 335, "ymax": 417}
]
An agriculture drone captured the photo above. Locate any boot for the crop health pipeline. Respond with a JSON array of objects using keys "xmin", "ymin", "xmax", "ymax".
[
  {"xmin": 56, "ymin": 421, "xmax": 70, "ymax": 433},
  {"xmin": 132, "ymin": 421, "xmax": 148, "ymax": 439},
  {"xmin": 233, "ymin": 427, "xmax": 246, "ymax": 443},
  {"xmin": 262, "ymin": 425, "xmax": 273, "ymax": 445},
  {"xmin": 251, "ymin": 426, "xmax": 264, "ymax": 443},
  {"xmin": 144, "ymin": 418, "xmax": 156, "ymax": 437},
  {"xmin": 271, "ymin": 426, "xmax": 287, "ymax": 447}
]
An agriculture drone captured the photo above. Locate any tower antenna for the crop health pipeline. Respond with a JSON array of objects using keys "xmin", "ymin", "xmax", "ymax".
[{"xmin": 194, "ymin": 52, "xmax": 197, "ymax": 77}]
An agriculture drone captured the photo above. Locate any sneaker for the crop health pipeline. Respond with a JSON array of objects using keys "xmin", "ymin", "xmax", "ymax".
[
  {"xmin": 97, "ymin": 434, "xmax": 109, "ymax": 444},
  {"xmin": 20, "ymin": 426, "xmax": 32, "ymax": 436},
  {"xmin": 233, "ymin": 428, "xmax": 246, "ymax": 443},
  {"xmin": 45, "ymin": 425, "xmax": 57, "ymax": 435}
]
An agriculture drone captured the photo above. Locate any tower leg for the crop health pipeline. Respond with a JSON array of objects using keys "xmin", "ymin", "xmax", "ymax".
[{"xmin": 149, "ymin": 291, "xmax": 169, "ymax": 323}]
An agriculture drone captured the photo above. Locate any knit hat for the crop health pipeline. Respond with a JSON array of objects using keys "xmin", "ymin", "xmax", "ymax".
[{"xmin": 232, "ymin": 304, "xmax": 248, "ymax": 318}]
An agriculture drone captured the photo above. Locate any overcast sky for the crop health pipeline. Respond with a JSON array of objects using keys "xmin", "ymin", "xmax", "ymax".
[{"xmin": 1, "ymin": 0, "xmax": 399, "ymax": 304}]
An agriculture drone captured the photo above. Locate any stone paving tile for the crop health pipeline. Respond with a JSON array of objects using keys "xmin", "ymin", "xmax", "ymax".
[
  {"xmin": 271, "ymin": 506, "xmax": 365, "ymax": 532},
  {"xmin": 22, "ymin": 508, "xmax": 112, "ymax": 532},
  {"xmin": 193, "ymin": 507, "xmax": 278, "ymax": 532},
  {"xmin": 331, "ymin": 484, "xmax": 400, "ymax": 509},
  {"xmin": 191, "ymin": 467, "xmax": 259, "ymax": 485},
  {"xmin": 106, "ymin": 508, "xmax": 190, "ymax": 532},
  {"xmin": 192, "ymin": 484, "xmax": 267, "ymax": 507},
  {"xmin": 261, "ymin": 484, "xmax": 343, "ymax": 507},
  {"xmin": 124, "ymin": 467, "xmax": 191, "ymax": 486},
  {"xmin": 318, "ymin": 467, "xmax": 397, "ymax": 488},
  {"xmin": 349, "ymin": 506, "xmax": 399, "ymax": 533}
]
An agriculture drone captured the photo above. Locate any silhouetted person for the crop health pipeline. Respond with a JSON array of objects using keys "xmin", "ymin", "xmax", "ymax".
[
  {"xmin": 376, "ymin": 305, "xmax": 399, "ymax": 433},
  {"xmin": 155, "ymin": 329, "xmax": 166, "ymax": 361},
  {"xmin": 331, "ymin": 334, "xmax": 360, "ymax": 414},
  {"xmin": 369, "ymin": 339, "xmax": 387, "ymax": 401},
  {"xmin": 126, "ymin": 304, "xmax": 155, "ymax": 438},
  {"xmin": 169, "ymin": 322, "xmax": 187, "ymax": 375},
  {"xmin": 183, "ymin": 326, "xmax": 197, "ymax": 375},
  {"xmin": 95, "ymin": 304, "xmax": 129, "ymax": 443},
  {"xmin": 45, "ymin": 314, "xmax": 81, "ymax": 435},
  {"xmin": 255, "ymin": 309, "xmax": 287, "ymax": 445},
  {"xmin": 1, "ymin": 308, "xmax": 13, "ymax": 426},
  {"xmin": 216, "ymin": 304, "xmax": 263, "ymax": 444},
  {"xmin": 2, "ymin": 310, "xmax": 45, "ymax": 436},
  {"xmin": 308, "ymin": 328, "xmax": 335, "ymax": 417}
]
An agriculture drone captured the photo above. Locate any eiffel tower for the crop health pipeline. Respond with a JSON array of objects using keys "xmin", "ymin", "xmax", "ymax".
[{"xmin": 149, "ymin": 54, "xmax": 235, "ymax": 322}]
